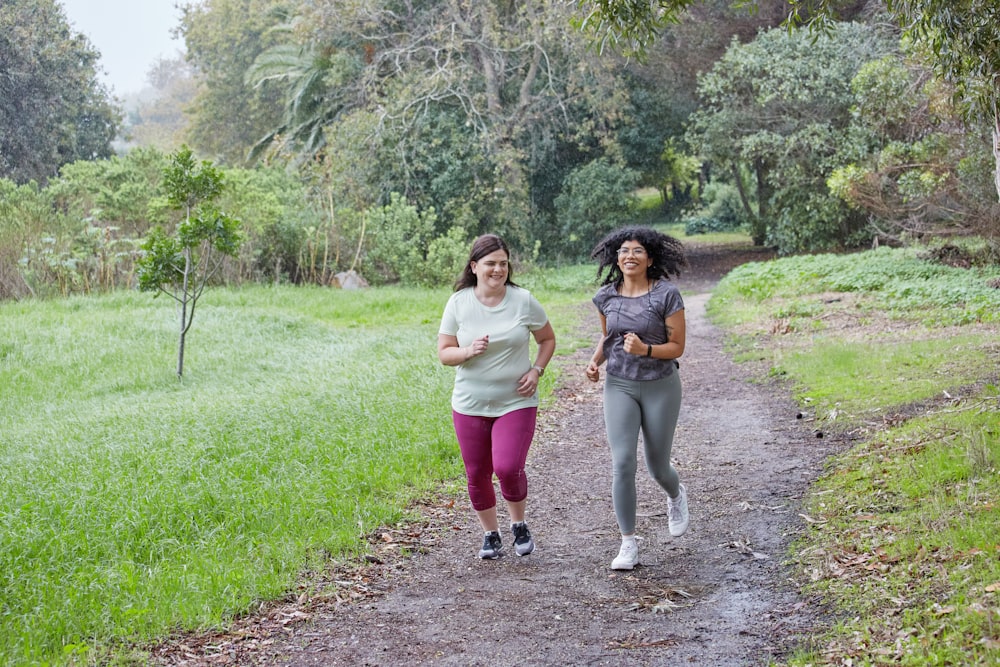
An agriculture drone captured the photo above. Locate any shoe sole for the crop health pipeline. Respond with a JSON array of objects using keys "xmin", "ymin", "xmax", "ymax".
[
  {"xmin": 611, "ymin": 554, "xmax": 639, "ymax": 570},
  {"xmin": 514, "ymin": 544, "xmax": 534, "ymax": 556},
  {"xmin": 611, "ymin": 561, "xmax": 637, "ymax": 570}
]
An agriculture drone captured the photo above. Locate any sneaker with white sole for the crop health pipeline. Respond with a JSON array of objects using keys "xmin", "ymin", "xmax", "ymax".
[
  {"xmin": 668, "ymin": 484, "xmax": 689, "ymax": 537},
  {"xmin": 511, "ymin": 522, "xmax": 535, "ymax": 556},
  {"xmin": 478, "ymin": 531, "xmax": 502, "ymax": 559},
  {"xmin": 610, "ymin": 540, "xmax": 639, "ymax": 570}
]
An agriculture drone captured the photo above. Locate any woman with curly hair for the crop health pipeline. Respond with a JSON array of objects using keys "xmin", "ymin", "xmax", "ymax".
[{"xmin": 585, "ymin": 226, "xmax": 689, "ymax": 570}]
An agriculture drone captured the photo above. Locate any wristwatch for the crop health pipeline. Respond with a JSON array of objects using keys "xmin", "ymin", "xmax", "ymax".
[{"xmin": 531, "ymin": 365, "xmax": 545, "ymax": 376}]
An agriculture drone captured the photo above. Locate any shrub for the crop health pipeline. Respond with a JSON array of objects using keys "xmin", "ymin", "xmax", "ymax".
[
  {"xmin": 683, "ymin": 182, "xmax": 748, "ymax": 235},
  {"xmin": 555, "ymin": 159, "xmax": 640, "ymax": 260},
  {"xmin": 363, "ymin": 193, "xmax": 466, "ymax": 287}
]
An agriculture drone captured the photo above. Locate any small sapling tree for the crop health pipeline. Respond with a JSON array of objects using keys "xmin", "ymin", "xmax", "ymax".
[{"xmin": 137, "ymin": 146, "xmax": 241, "ymax": 378}]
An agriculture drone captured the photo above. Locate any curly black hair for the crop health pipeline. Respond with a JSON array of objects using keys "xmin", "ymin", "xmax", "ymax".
[{"xmin": 590, "ymin": 226, "xmax": 688, "ymax": 287}]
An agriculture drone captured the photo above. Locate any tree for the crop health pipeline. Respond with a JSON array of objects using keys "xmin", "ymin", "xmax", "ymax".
[
  {"xmin": 125, "ymin": 56, "xmax": 200, "ymax": 151},
  {"xmin": 0, "ymin": 0, "xmax": 121, "ymax": 184},
  {"xmin": 884, "ymin": 0, "xmax": 1000, "ymax": 204},
  {"xmin": 555, "ymin": 159, "xmax": 641, "ymax": 259},
  {"xmin": 242, "ymin": 0, "xmax": 631, "ymax": 258},
  {"xmin": 575, "ymin": 0, "xmax": 870, "ymax": 57},
  {"xmin": 137, "ymin": 147, "xmax": 241, "ymax": 378},
  {"xmin": 242, "ymin": 11, "xmax": 367, "ymax": 164},
  {"xmin": 232, "ymin": 0, "xmax": 812, "ymax": 259},
  {"xmin": 827, "ymin": 52, "xmax": 986, "ymax": 242},
  {"xmin": 578, "ymin": 0, "xmax": 1000, "ymax": 205},
  {"xmin": 685, "ymin": 23, "xmax": 897, "ymax": 252},
  {"xmin": 180, "ymin": 0, "xmax": 287, "ymax": 165}
]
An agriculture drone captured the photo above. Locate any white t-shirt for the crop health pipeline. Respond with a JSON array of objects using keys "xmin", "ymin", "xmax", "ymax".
[{"xmin": 439, "ymin": 285, "xmax": 549, "ymax": 417}]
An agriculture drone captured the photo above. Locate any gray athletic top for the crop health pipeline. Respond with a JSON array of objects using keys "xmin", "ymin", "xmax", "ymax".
[{"xmin": 592, "ymin": 279, "xmax": 684, "ymax": 382}]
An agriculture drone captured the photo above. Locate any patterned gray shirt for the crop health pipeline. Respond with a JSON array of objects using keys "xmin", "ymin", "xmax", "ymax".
[{"xmin": 592, "ymin": 279, "xmax": 684, "ymax": 381}]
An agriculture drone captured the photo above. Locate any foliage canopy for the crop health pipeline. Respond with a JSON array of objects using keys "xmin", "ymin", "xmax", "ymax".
[{"xmin": 0, "ymin": 0, "xmax": 121, "ymax": 184}]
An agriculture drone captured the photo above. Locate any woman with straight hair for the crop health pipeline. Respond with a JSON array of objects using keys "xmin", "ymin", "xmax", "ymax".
[{"xmin": 438, "ymin": 234, "xmax": 556, "ymax": 559}]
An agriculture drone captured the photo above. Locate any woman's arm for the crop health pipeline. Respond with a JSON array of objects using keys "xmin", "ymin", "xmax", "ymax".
[
  {"xmin": 623, "ymin": 309, "xmax": 685, "ymax": 360},
  {"xmin": 437, "ymin": 333, "xmax": 489, "ymax": 366},
  {"xmin": 516, "ymin": 321, "xmax": 556, "ymax": 397},
  {"xmin": 531, "ymin": 321, "xmax": 556, "ymax": 371},
  {"xmin": 585, "ymin": 313, "xmax": 608, "ymax": 382}
]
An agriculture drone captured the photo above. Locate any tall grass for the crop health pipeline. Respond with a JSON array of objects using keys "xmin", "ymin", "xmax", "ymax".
[
  {"xmin": 1, "ymin": 276, "xmax": 593, "ymax": 665},
  {"xmin": 0, "ymin": 286, "xmax": 485, "ymax": 664}
]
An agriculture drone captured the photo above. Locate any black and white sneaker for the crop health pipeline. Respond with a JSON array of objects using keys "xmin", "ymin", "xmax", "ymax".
[
  {"xmin": 478, "ymin": 531, "xmax": 503, "ymax": 559},
  {"xmin": 511, "ymin": 522, "xmax": 535, "ymax": 556}
]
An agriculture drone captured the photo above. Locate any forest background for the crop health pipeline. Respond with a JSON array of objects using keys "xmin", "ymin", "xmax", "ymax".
[{"xmin": 3, "ymin": 0, "xmax": 999, "ymax": 303}]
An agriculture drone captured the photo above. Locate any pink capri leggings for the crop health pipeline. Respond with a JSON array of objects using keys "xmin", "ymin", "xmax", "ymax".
[{"xmin": 452, "ymin": 407, "xmax": 537, "ymax": 511}]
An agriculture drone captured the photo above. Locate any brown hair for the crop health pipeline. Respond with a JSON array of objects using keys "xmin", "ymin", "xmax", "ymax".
[{"xmin": 453, "ymin": 234, "xmax": 518, "ymax": 291}]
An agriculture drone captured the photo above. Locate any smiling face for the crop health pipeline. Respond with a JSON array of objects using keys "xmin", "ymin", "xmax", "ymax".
[
  {"xmin": 616, "ymin": 240, "xmax": 651, "ymax": 279},
  {"xmin": 471, "ymin": 248, "xmax": 510, "ymax": 291}
]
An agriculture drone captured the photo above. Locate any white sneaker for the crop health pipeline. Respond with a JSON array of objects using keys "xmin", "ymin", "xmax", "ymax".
[
  {"xmin": 668, "ymin": 484, "xmax": 689, "ymax": 537},
  {"xmin": 611, "ymin": 540, "xmax": 639, "ymax": 570}
]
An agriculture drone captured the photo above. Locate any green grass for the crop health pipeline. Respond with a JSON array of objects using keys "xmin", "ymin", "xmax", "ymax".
[
  {"xmin": 657, "ymin": 221, "xmax": 754, "ymax": 246},
  {"xmin": 634, "ymin": 189, "xmax": 754, "ymax": 246},
  {"xmin": 769, "ymin": 334, "xmax": 993, "ymax": 416},
  {"xmin": 707, "ymin": 245, "xmax": 1000, "ymax": 666},
  {"xmin": 0, "ymin": 283, "xmax": 581, "ymax": 666},
  {"xmin": 791, "ymin": 404, "xmax": 1000, "ymax": 666},
  {"xmin": 709, "ymin": 246, "xmax": 1000, "ymax": 327}
]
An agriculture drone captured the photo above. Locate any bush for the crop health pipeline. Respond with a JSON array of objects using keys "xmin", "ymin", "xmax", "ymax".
[
  {"xmin": 555, "ymin": 159, "xmax": 640, "ymax": 260},
  {"xmin": 0, "ymin": 179, "xmax": 55, "ymax": 299},
  {"xmin": 682, "ymin": 182, "xmax": 748, "ymax": 235},
  {"xmin": 363, "ymin": 193, "xmax": 467, "ymax": 287}
]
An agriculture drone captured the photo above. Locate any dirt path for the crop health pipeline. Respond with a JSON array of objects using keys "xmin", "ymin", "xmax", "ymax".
[{"xmin": 154, "ymin": 249, "xmax": 840, "ymax": 666}]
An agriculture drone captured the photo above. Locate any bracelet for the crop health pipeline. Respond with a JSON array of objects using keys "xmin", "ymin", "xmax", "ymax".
[
  {"xmin": 531, "ymin": 364, "xmax": 545, "ymax": 377},
  {"xmin": 646, "ymin": 344, "xmax": 653, "ymax": 357}
]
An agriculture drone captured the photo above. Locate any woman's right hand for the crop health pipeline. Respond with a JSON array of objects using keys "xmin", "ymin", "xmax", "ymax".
[
  {"xmin": 467, "ymin": 334, "xmax": 489, "ymax": 359},
  {"xmin": 585, "ymin": 360, "xmax": 600, "ymax": 383}
]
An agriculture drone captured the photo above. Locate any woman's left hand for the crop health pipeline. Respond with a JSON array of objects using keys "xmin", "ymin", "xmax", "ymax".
[{"xmin": 516, "ymin": 368, "xmax": 541, "ymax": 396}]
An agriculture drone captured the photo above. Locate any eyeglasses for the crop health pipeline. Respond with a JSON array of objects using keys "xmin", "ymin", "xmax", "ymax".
[{"xmin": 617, "ymin": 247, "xmax": 647, "ymax": 257}]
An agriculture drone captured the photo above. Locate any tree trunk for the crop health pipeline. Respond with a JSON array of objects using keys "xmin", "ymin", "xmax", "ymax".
[
  {"xmin": 993, "ymin": 109, "xmax": 1000, "ymax": 202},
  {"xmin": 177, "ymin": 248, "xmax": 192, "ymax": 379},
  {"xmin": 176, "ymin": 327, "xmax": 187, "ymax": 379},
  {"xmin": 753, "ymin": 159, "xmax": 772, "ymax": 247},
  {"xmin": 732, "ymin": 161, "xmax": 767, "ymax": 246}
]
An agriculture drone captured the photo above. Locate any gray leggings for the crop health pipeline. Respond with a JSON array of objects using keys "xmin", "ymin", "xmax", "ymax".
[{"xmin": 603, "ymin": 371, "xmax": 682, "ymax": 535}]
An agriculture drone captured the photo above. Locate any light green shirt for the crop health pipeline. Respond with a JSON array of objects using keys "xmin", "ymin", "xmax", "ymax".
[{"xmin": 439, "ymin": 285, "xmax": 549, "ymax": 417}]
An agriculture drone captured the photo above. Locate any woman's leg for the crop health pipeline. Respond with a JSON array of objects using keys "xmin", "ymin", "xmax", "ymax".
[
  {"xmin": 490, "ymin": 407, "xmax": 537, "ymax": 513},
  {"xmin": 638, "ymin": 372, "xmax": 683, "ymax": 497},
  {"xmin": 603, "ymin": 375, "xmax": 643, "ymax": 535},
  {"xmin": 453, "ymin": 410, "xmax": 498, "ymax": 531}
]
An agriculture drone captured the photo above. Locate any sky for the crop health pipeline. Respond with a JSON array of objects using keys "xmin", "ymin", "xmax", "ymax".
[{"xmin": 59, "ymin": 0, "xmax": 186, "ymax": 95}]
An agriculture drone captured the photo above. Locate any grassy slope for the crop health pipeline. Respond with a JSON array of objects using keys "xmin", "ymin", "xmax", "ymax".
[
  {"xmin": 708, "ymin": 246, "xmax": 1000, "ymax": 666},
  {"xmin": 0, "ymin": 281, "xmax": 591, "ymax": 666}
]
